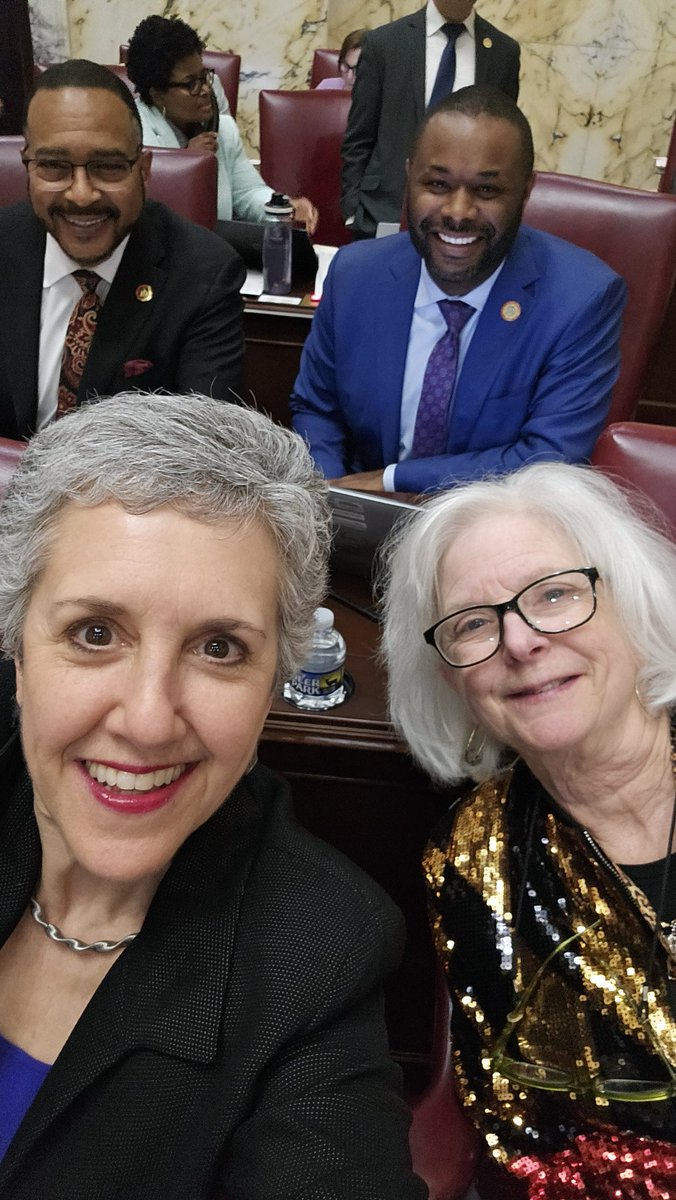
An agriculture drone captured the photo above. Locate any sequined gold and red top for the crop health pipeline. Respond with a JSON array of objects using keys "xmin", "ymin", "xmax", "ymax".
[{"xmin": 424, "ymin": 760, "xmax": 676, "ymax": 1199}]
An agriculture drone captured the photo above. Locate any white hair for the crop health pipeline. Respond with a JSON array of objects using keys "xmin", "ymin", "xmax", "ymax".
[
  {"xmin": 0, "ymin": 393, "xmax": 331, "ymax": 685},
  {"xmin": 380, "ymin": 462, "xmax": 676, "ymax": 784}
]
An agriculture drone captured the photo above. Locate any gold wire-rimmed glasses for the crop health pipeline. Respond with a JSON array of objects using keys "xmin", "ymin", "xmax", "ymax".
[{"xmin": 490, "ymin": 922, "xmax": 676, "ymax": 1102}]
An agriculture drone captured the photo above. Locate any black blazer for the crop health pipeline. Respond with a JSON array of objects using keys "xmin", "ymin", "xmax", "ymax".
[
  {"xmin": 0, "ymin": 672, "xmax": 425, "ymax": 1199},
  {"xmin": 0, "ymin": 200, "xmax": 247, "ymax": 440},
  {"xmin": 341, "ymin": 8, "xmax": 521, "ymax": 234}
]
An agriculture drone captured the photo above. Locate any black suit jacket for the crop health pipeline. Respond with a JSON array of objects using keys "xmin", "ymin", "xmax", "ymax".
[
  {"xmin": 0, "ymin": 200, "xmax": 247, "ymax": 440},
  {"xmin": 341, "ymin": 8, "xmax": 521, "ymax": 235},
  {"xmin": 0, "ymin": 668, "xmax": 425, "ymax": 1199}
]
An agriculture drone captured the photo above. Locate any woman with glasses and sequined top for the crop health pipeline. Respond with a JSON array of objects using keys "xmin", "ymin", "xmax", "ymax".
[
  {"xmin": 382, "ymin": 461, "xmax": 676, "ymax": 1200},
  {"xmin": 0, "ymin": 394, "xmax": 424, "ymax": 1199},
  {"xmin": 126, "ymin": 15, "xmax": 318, "ymax": 233}
]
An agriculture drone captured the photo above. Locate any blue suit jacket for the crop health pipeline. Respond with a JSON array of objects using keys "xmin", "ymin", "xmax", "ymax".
[{"xmin": 289, "ymin": 230, "xmax": 627, "ymax": 493}]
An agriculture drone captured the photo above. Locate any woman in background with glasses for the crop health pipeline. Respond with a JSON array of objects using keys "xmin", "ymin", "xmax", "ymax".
[
  {"xmin": 382, "ymin": 462, "xmax": 676, "ymax": 1199},
  {"xmin": 126, "ymin": 16, "xmax": 317, "ymax": 232},
  {"xmin": 315, "ymin": 30, "xmax": 366, "ymax": 91}
]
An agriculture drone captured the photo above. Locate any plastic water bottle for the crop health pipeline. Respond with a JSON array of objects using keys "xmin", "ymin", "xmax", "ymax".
[
  {"xmin": 283, "ymin": 607, "xmax": 347, "ymax": 710},
  {"xmin": 262, "ymin": 192, "xmax": 293, "ymax": 295}
]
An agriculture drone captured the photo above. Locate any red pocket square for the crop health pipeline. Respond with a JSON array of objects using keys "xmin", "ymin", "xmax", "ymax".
[{"xmin": 122, "ymin": 359, "xmax": 153, "ymax": 379}]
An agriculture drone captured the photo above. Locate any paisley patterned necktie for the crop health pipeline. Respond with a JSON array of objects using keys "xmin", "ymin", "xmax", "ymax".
[{"xmin": 56, "ymin": 270, "xmax": 102, "ymax": 418}]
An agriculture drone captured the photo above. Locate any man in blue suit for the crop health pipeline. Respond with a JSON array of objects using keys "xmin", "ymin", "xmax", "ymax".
[{"xmin": 290, "ymin": 86, "xmax": 627, "ymax": 494}]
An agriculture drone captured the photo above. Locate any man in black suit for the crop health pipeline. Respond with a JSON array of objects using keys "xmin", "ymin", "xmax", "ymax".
[
  {"xmin": 341, "ymin": 0, "xmax": 520, "ymax": 237},
  {"xmin": 0, "ymin": 59, "xmax": 245, "ymax": 441}
]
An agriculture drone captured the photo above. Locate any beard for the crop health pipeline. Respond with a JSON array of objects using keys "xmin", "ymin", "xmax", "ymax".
[{"xmin": 407, "ymin": 207, "xmax": 524, "ymax": 294}]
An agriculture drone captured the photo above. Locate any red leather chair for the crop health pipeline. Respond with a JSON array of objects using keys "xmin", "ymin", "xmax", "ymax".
[
  {"xmin": 259, "ymin": 89, "xmax": 352, "ymax": 246},
  {"xmin": 409, "ymin": 965, "xmax": 482, "ymax": 1200},
  {"xmin": 0, "ymin": 136, "xmax": 25, "ymax": 207},
  {"xmin": 592, "ymin": 421, "xmax": 676, "ymax": 540},
  {"xmin": 119, "ymin": 45, "xmax": 240, "ymax": 118},
  {"xmin": 523, "ymin": 172, "xmax": 676, "ymax": 424},
  {"xmin": 146, "ymin": 147, "xmax": 217, "ymax": 229},
  {"xmin": 0, "ymin": 137, "xmax": 217, "ymax": 230},
  {"xmin": 659, "ymin": 118, "xmax": 676, "ymax": 195},
  {"xmin": 104, "ymin": 63, "xmax": 135, "ymax": 95},
  {"xmin": 0, "ymin": 437, "xmax": 26, "ymax": 498},
  {"xmin": 310, "ymin": 48, "xmax": 340, "ymax": 88}
]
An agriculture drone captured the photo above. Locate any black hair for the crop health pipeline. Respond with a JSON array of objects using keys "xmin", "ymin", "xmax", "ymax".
[
  {"xmin": 412, "ymin": 84, "xmax": 535, "ymax": 178},
  {"xmin": 126, "ymin": 15, "xmax": 204, "ymax": 105},
  {"xmin": 27, "ymin": 59, "xmax": 142, "ymax": 140}
]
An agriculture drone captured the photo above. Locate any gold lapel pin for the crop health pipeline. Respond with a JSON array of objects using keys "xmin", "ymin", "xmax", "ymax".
[
  {"xmin": 135, "ymin": 284, "xmax": 153, "ymax": 303},
  {"xmin": 483, "ymin": 36, "xmax": 493, "ymax": 48},
  {"xmin": 500, "ymin": 300, "xmax": 521, "ymax": 322}
]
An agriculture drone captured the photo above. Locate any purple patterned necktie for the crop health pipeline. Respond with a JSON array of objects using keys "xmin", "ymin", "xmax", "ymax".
[
  {"xmin": 410, "ymin": 299, "xmax": 474, "ymax": 458},
  {"xmin": 56, "ymin": 270, "xmax": 102, "ymax": 419},
  {"xmin": 428, "ymin": 22, "xmax": 465, "ymax": 109}
]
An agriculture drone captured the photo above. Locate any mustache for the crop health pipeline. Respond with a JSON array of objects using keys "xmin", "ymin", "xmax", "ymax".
[
  {"xmin": 48, "ymin": 204, "xmax": 119, "ymax": 219},
  {"xmin": 420, "ymin": 217, "xmax": 494, "ymax": 238}
]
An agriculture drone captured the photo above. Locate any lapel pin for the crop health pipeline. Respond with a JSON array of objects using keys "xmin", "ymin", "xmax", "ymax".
[
  {"xmin": 135, "ymin": 284, "xmax": 153, "ymax": 303},
  {"xmin": 500, "ymin": 300, "xmax": 521, "ymax": 322},
  {"xmin": 483, "ymin": 36, "xmax": 493, "ymax": 48}
]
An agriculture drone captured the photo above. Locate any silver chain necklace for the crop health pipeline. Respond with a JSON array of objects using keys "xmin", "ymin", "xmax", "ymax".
[{"xmin": 29, "ymin": 898, "xmax": 139, "ymax": 954}]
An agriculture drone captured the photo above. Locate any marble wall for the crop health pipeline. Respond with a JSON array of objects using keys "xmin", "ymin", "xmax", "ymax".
[{"xmin": 29, "ymin": 0, "xmax": 675, "ymax": 190}]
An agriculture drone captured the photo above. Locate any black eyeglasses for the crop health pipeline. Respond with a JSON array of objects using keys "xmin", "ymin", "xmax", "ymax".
[
  {"xmin": 424, "ymin": 567, "xmax": 600, "ymax": 668},
  {"xmin": 165, "ymin": 68, "xmax": 215, "ymax": 96},
  {"xmin": 490, "ymin": 922, "xmax": 676, "ymax": 1102},
  {"xmin": 22, "ymin": 150, "xmax": 142, "ymax": 189}
]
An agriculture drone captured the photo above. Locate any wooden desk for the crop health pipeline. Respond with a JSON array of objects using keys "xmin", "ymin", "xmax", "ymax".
[
  {"xmin": 242, "ymin": 292, "xmax": 314, "ymax": 427},
  {"xmin": 259, "ymin": 576, "xmax": 454, "ymax": 1081}
]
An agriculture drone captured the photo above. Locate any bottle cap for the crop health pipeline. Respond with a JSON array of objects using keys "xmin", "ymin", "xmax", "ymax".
[
  {"xmin": 265, "ymin": 192, "xmax": 294, "ymax": 217},
  {"xmin": 314, "ymin": 606, "xmax": 334, "ymax": 630}
]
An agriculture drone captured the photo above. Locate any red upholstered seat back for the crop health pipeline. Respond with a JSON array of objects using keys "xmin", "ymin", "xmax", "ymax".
[
  {"xmin": 592, "ymin": 421, "xmax": 676, "ymax": 540},
  {"xmin": 0, "ymin": 438, "xmax": 26, "ymax": 498},
  {"xmin": 523, "ymin": 172, "xmax": 676, "ymax": 425},
  {"xmin": 104, "ymin": 63, "xmax": 135, "ymax": 94},
  {"xmin": 259, "ymin": 89, "xmax": 352, "ymax": 247},
  {"xmin": 409, "ymin": 965, "xmax": 482, "ymax": 1199},
  {"xmin": 0, "ymin": 137, "xmax": 217, "ymax": 230},
  {"xmin": 310, "ymin": 48, "xmax": 340, "ymax": 88},
  {"xmin": 659, "ymin": 118, "xmax": 676, "ymax": 195},
  {"xmin": 146, "ymin": 147, "xmax": 217, "ymax": 230}
]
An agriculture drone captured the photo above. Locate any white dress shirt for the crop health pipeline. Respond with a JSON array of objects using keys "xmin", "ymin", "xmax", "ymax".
[
  {"xmin": 37, "ymin": 233, "xmax": 129, "ymax": 430},
  {"xmin": 425, "ymin": 1, "xmax": 476, "ymax": 106},
  {"xmin": 382, "ymin": 258, "xmax": 504, "ymax": 491}
]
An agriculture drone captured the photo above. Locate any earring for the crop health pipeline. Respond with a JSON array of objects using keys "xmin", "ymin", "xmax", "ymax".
[
  {"xmin": 245, "ymin": 752, "xmax": 258, "ymax": 775},
  {"xmin": 160, "ymin": 103, "xmax": 167, "ymax": 119},
  {"xmin": 464, "ymin": 726, "xmax": 486, "ymax": 767},
  {"xmin": 635, "ymin": 681, "xmax": 651, "ymax": 717}
]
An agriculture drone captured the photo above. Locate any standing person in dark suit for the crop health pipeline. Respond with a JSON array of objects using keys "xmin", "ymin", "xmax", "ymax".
[
  {"xmin": 341, "ymin": 0, "xmax": 520, "ymax": 237},
  {"xmin": 0, "ymin": 392, "xmax": 425, "ymax": 1199},
  {"xmin": 0, "ymin": 59, "xmax": 246, "ymax": 442}
]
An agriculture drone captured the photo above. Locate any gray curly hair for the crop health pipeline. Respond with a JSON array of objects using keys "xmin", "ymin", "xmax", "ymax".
[{"xmin": 0, "ymin": 393, "xmax": 331, "ymax": 685}]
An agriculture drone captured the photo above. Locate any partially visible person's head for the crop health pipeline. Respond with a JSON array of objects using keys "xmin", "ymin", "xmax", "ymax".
[
  {"xmin": 0, "ymin": 394, "xmax": 330, "ymax": 688},
  {"xmin": 338, "ymin": 29, "xmax": 366, "ymax": 89},
  {"xmin": 23, "ymin": 60, "xmax": 149, "ymax": 266},
  {"xmin": 406, "ymin": 85, "xmax": 534, "ymax": 295},
  {"xmin": 381, "ymin": 463, "xmax": 676, "ymax": 784},
  {"xmin": 432, "ymin": 0, "xmax": 475, "ymax": 20},
  {"xmin": 127, "ymin": 14, "xmax": 214, "ymax": 133}
]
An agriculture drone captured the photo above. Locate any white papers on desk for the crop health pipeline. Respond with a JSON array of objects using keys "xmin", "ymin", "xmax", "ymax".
[
  {"xmin": 241, "ymin": 270, "xmax": 264, "ymax": 296},
  {"xmin": 258, "ymin": 294, "xmax": 303, "ymax": 306}
]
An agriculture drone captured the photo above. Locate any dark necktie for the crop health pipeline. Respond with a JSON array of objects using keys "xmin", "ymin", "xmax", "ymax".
[
  {"xmin": 428, "ymin": 22, "xmax": 465, "ymax": 109},
  {"xmin": 56, "ymin": 270, "xmax": 102, "ymax": 419},
  {"xmin": 410, "ymin": 299, "xmax": 474, "ymax": 458}
]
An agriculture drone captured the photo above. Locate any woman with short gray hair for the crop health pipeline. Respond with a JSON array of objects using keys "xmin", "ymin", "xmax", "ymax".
[
  {"xmin": 0, "ymin": 393, "xmax": 424, "ymax": 1199},
  {"xmin": 382, "ymin": 461, "xmax": 676, "ymax": 1197}
]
